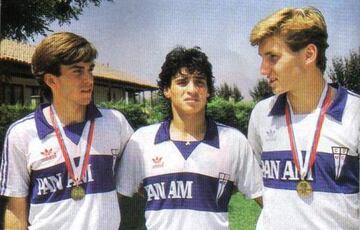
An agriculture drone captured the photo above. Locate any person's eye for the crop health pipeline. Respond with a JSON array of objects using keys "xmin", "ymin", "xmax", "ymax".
[
  {"xmin": 73, "ymin": 69, "xmax": 83, "ymax": 75},
  {"xmin": 269, "ymin": 54, "xmax": 279, "ymax": 64},
  {"xmin": 195, "ymin": 80, "xmax": 206, "ymax": 87},
  {"xmin": 176, "ymin": 79, "xmax": 188, "ymax": 86}
]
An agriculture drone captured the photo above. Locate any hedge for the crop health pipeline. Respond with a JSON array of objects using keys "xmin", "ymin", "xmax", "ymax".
[{"xmin": 0, "ymin": 99, "xmax": 255, "ymax": 153}]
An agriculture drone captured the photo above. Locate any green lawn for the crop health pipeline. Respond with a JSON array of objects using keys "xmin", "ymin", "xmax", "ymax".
[
  {"xmin": 229, "ymin": 193, "xmax": 261, "ymax": 230},
  {"xmin": 121, "ymin": 192, "xmax": 261, "ymax": 230}
]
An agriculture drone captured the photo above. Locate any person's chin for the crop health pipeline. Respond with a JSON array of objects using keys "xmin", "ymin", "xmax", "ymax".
[{"xmin": 78, "ymin": 97, "xmax": 92, "ymax": 105}]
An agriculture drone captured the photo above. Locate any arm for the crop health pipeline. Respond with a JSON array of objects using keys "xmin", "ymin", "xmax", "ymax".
[
  {"xmin": 254, "ymin": 196, "xmax": 263, "ymax": 208},
  {"xmin": 4, "ymin": 197, "xmax": 28, "ymax": 230}
]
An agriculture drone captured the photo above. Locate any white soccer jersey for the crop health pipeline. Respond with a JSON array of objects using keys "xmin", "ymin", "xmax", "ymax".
[
  {"xmin": 116, "ymin": 119, "xmax": 263, "ymax": 230},
  {"xmin": 0, "ymin": 103, "xmax": 133, "ymax": 230},
  {"xmin": 248, "ymin": 85, "xmax": 360, "ymax": 230}
]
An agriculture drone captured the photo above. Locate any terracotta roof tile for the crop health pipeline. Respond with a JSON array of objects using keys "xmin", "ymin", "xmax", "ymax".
[
  {"xmin": 0, "ymin": 39, "xmax": 157, "ymax": 89},
  {"xmin": 0, "ymin": 39, "xmax": 34, "ymax": 64}
]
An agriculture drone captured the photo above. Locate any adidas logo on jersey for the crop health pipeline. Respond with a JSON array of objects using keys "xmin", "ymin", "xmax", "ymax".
[
  {"xmin": 265, "ymin": 129, "xmax": 276, "ymax": 141},
  {"xmin": 332, "ymin": 146, "xmax": 349, "ymax": 179},
  {"xmin": 152, "ymin": 156, "xmax": 164, "ymax": 168},
  {"xmin": 40, "ymin": 148, "xmax": 56, "ymax": 161}
]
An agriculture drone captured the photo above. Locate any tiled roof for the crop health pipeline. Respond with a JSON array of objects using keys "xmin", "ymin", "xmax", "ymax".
[
  {"xmin": 0, "ymin": 39, "xmax": 34, "ymax": 64},
  {"xmin": 0, "ymin": 39, "xmax": 158, "ymax": 89}
]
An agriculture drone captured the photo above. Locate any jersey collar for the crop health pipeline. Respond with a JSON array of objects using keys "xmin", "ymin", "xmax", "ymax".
[
  {"xmin": 269, "ymin": 84, "xmax": 348, "ymax": 122},
  {"xmin": 154, "ymin": 118, "xmax": 220, "ymax": 148},
  {"xmin": 35, "ymin": 103, "xmax": 102, "ymax": 140}
]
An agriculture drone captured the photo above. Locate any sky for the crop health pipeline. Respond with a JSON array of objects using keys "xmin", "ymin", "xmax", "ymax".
[{"xmin": 33, "ymin": 0, "xmax": 360, "ymax": 99}]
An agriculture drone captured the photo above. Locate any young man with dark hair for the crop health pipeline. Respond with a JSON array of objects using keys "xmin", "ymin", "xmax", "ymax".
[
  {"xmin": 248, "ymin": 7, "xmax": 359, "ymax": 229},
  {"xmin": 0, "ymin": 32, "xmax": 133, "ymax": 229},
  {"xmin": 116, "ymin": 46, "xmax": 262, "ymax": 230}
]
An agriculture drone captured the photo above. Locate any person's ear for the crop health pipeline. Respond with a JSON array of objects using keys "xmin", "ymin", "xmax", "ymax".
[
  {"xmin": 163, "ymin": 87, "xmax": 171, "ymax": 99},
  {"xmin": 304, "ymin": 44, "xmax": 318, "ymax": 65},
  {"xmin": 43, "ymin": 73, "xmax": 57, "ymax": 89}
]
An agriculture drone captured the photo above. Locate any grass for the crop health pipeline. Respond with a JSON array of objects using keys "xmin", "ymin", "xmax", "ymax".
[
  {"xmin": 121, "ymin": 192, "xmax": 261, "ymax": 230},
  {"xmin": 229, "ymin": 193, "xmax": 261, "ymax": 230}
]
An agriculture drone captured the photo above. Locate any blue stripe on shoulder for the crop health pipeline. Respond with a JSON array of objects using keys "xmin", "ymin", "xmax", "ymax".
[{"xmin": 0, "ymin": 114, "xmax": 35, "ymax": 195}]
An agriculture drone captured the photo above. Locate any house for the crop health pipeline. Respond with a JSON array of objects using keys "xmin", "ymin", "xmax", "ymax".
[{"xmin": 0, "ymin": 39, "xmax": 158, "ymax": 105}]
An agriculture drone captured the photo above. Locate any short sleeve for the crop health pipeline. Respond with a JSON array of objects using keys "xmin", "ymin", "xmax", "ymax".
[
  {"xmin": 113, "ymin": 110, "xmax": 134, "ymax": 154},
  {"xmin": 234, "ymin": 136, "xmax": 263, "ymax": 199},
  {"xmin": 247, "ymin": 105, "xmax": 262, "ymax": 163},
  {"xmin": 115, "ymin": 133, "xmax": 144, "ymax": 197},
  {"xmin": 0, "ymin": 127, "xmax": 30, "ymax": 197}
]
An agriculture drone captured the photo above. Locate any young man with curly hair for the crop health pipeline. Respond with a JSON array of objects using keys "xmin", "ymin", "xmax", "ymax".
[{"xmin": 116, "ymin": 46, "xmax": 262, "ymax": 230}]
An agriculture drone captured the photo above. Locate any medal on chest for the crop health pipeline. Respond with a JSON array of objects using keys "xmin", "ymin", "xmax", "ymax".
[
  {"xmin": 50, "ymin": 105, "xmax": 95, "ymax": 201},
  {"xmin": 285, "ymin": 85, "xmax": 332, "ymax": 198}
]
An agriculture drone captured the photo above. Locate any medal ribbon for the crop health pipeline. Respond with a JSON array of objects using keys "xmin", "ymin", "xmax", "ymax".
[
  {"xmin": 49, "ymin": 105, "xmax": 95, "ymax": 184},
  {"xmin": 285, "ymin": 85, "xmax": 332, "ymax": 179}
]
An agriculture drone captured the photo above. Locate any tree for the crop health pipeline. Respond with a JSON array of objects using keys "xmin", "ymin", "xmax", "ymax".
[
  {"xmin": 328, "ymin": 48, "xmax": 360, "ymax": 94},
  {"xmin": 1, "ymin": 0, "xmax": 112, "ymax": 41},
  {"xmin": 249, "ymin": 79, "xmax": 273, "ymax": 102},
  {"xmin": 232, "ymin": 85, "xmax": 243, "ymax": 102},
  {"xmin": 216, "ymin": 83, "xmax": 243, "ymax": 102}
]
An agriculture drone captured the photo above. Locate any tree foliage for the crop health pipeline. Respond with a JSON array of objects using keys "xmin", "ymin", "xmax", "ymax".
[
  {"xmin": 328, "ymin": 49, "xmax": 360, "ymax": 94},
  {"xmin": 1, "ymin": 0, "xmax": 111, "ymax": 41},
  {"xmin": 249, "ymin": 79, "xmax": 273, "ymax": 102},
  {"xmin": 215, "ymin": 83, "xmax": 243, "ymax": 102}
]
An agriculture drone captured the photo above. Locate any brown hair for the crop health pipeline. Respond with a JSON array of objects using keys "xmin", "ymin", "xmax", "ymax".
[
  {"xmin": 250, "ymin": 7, "xmax": 329, "ymax": 73},
  {"xmin": 31, "ymin": 32, "xmax": 97, "ymax": 101}
]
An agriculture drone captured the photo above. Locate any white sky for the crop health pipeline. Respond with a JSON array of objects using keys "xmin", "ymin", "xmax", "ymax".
[{"xmin": 33, "ymin": 0, "xmax": 360, "ymax": 99}]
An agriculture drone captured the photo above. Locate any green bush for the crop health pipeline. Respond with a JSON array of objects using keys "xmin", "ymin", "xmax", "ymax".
[
  {"xmin": 98, "ymin": 100, "xmax": 149, "ymax": 130},
  {"xmin": 234, "ymin": 100, "xmax": 256, "ymax": 136},
  {"xmin": 207, "ymin": 97, "xmax": 255, "ymax": 135},
  {"xmin": 207, "ymin": 97, "xmax": 238, "ymax": 128},
  {"xmin": 0, "ymin": 104, "xmax": 35, "ymax": 149}
]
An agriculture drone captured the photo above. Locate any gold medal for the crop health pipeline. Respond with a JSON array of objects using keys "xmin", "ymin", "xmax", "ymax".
[
  {"xmin": 296, "ymin": 180, "xmax": 312, "ymax": 197},
  {"xmin": 71, "ymin": 186, "xmax": 85, "ymax": 201}
]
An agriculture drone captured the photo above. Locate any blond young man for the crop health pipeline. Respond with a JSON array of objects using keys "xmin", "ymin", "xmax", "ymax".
[
  {"xmin": 0, "ymin": 32, "xmax": 133, "ymax": 229},
  {"xmin": 248, "ymin": 7, "xmax": 359, "ymax": 230}
]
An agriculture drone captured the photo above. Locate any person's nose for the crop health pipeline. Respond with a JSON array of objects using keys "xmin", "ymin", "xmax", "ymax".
[
  {"xmin": 186, "ymin": 80, "xmax": 197, "ymax": 93},
  {"xmin": 83, "ymin": 70, "xmax": 94, "ymax": 84},
  {"xmin": 260, "ymin": 59, "xmax": 271, "ymax": 76}
]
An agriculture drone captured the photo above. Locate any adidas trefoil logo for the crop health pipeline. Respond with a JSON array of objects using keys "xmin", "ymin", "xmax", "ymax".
[
  {"xmin": 152, "ymin": 156, "xmax": 164, "ymax": 168},
  {"xmin": 265, "ymin": 129, "xmax": 276, "ymax": 141},
  {"xmin": 41, "ymin": 148, "xmax": 56, "ymax": 161}
]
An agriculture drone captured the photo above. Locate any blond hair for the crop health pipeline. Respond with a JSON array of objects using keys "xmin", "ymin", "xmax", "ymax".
[
  {"xmin": 250, "ymin": 7, "xmax": 328, "ymax": 73},
  {"xmin": 32, "ymin": 32, "xmax": 97, "ymax": 101}
]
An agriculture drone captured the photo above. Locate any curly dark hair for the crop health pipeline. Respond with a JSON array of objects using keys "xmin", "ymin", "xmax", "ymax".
[{"xmin": 158, "ymin": 46, "xmax": 215, "ymax": 99}]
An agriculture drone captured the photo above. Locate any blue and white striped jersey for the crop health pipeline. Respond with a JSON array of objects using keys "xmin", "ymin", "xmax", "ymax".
[
  {"xmin": 0, "ymin": 103, "xmax": 133, "ymax": 230},
  {"xmin": 248, "ymin": 85, "xmax": 360, "ymax": 230},
  {"xmin": 116, "ymin": 119, "xmax": 263, "ymax": 230}
]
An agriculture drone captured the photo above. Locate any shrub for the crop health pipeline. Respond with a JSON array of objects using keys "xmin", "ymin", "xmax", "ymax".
[
  {"xmin": 207, "ymin": 97, "xmax": 255, "ymax": 135},
  {"xmin": 98, "ymin": 100, "xmax": 149, "ymax": 130},
  {"xmin": 234, "ymin": 100, "xmax": 256, "ymax": 135},
  {"xmin": 207, "ymin": 97, "xmax": 238, "ymax": 128},
  {"xmin": 0, "ymin": 104, "xmax": 34, "ymax": 149}
]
